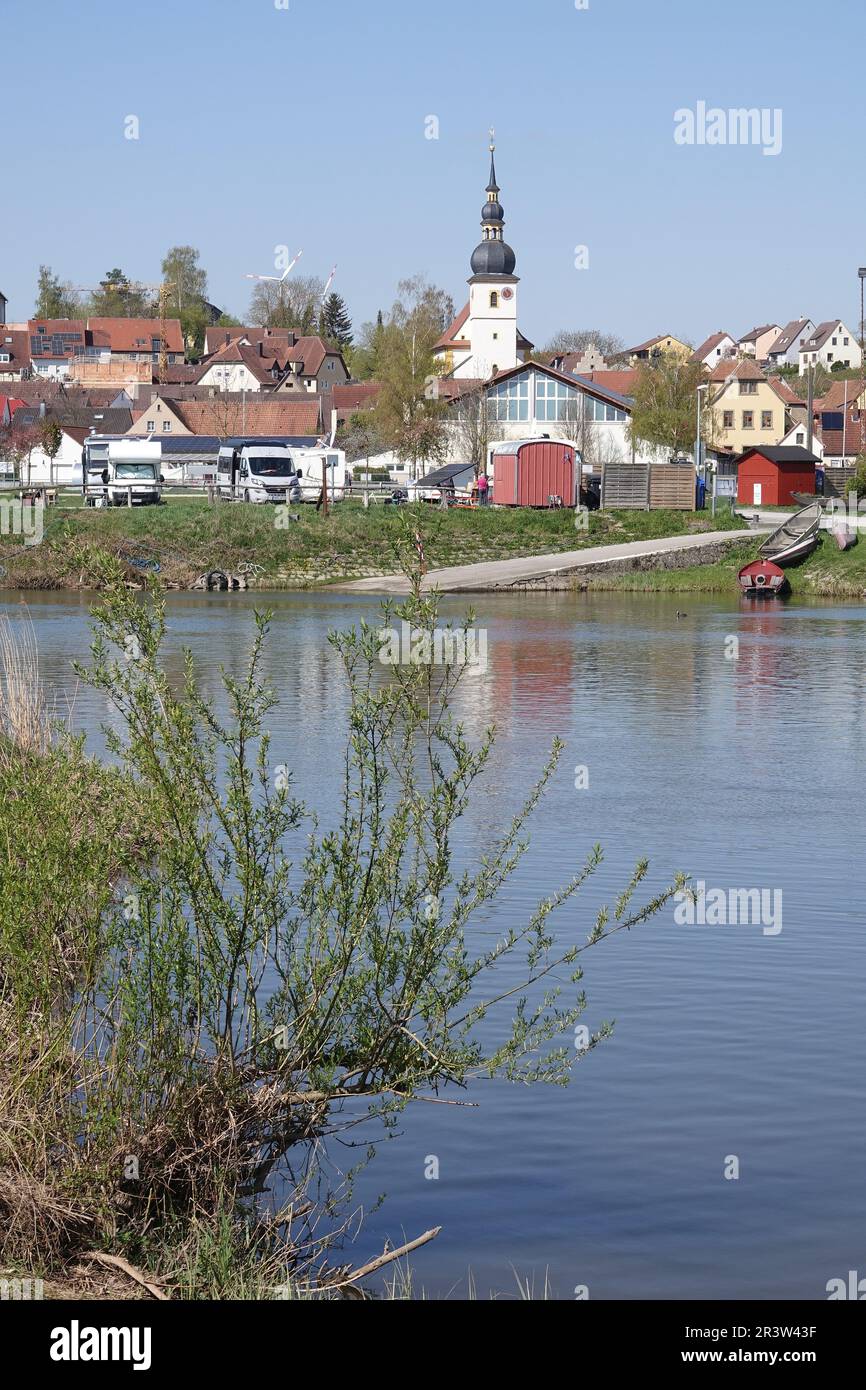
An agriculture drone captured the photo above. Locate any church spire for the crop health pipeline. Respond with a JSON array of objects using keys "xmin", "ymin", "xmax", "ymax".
[{"xmin": 470, "ymin": 132, "xmax": 516, "ymax": 278}]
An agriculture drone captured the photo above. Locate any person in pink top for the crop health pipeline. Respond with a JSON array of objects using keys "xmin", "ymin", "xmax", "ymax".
[{"xmin": 477, "ymin": 471, "xmax": 489, "ymax": 505}]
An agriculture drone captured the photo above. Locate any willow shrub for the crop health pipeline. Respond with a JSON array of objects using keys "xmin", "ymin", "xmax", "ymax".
[{"xmin": 3, "ymin": 549, "xmax": 684, "ymax": 1274}]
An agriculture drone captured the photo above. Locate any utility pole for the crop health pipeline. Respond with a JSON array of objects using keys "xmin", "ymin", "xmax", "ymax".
[
  {"xmin": 806, "ymin": 363, "xmax": 814, "ymax": 455},
  {"xmin": 859, "ymin": 268, "xmax": 866, "ymax": 454}
]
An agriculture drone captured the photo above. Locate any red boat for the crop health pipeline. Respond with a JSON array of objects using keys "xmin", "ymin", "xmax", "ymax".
[{"xmin": 738, "ymin": 559, "xmax": 787, "ymax": 597}]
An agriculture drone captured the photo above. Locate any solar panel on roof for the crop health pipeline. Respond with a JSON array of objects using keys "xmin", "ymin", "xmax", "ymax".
[{"xmin": 822, "ymin": 412, "xmax": 844, "ymax": 431}]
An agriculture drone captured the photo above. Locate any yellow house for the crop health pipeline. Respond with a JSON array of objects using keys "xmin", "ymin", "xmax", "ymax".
[
  {"xmin": 707, "ymin": 360, "xmax": 795, "ymax": 454},
  {"xmin": 627, "ymin": 333, "xmax": 691, "ymax": 364}
]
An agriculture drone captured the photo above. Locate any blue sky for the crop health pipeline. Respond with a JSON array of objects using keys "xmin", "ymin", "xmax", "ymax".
[{"xmin": 1, "ymin": 0, "xmax": 863, "ymax": 349}]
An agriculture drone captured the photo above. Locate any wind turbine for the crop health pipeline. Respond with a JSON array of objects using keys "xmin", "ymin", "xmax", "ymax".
[
  {"xmin": 320, "ymin": 265, "xmax": 337, "ymax": 304},
  {"xmin": 243, "ymin": 249, "xmax": 303, "ymax": 284}
]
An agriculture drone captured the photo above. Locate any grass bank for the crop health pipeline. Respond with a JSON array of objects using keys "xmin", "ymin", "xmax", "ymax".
[
  {"xmin": 0, "ymin": 499, "xmax": 742, "ymax": 591},
  {"xmin": 586, "ymin": 533, "xmax": 866, "ymax": 597}
]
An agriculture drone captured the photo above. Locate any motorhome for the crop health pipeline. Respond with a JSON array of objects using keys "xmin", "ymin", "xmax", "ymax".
[
  {"xmin": 217, "ymin": 440, "xmax": 298, "ymax": 502},
  {"xmin": 216, "ymin": 441, "xmax": 348, "ymax": 504},
  {"xmin": 82, "ymin": 437, "xmax": 163, "ymax": 507}
]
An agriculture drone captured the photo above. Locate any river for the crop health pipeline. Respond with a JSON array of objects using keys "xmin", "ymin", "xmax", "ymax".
[{"xmin": 5, "ymin": 585, "xmax": 866, "ymax": 1300}]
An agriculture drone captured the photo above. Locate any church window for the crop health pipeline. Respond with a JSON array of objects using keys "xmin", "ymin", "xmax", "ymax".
[{"xmin": 489, "ymin": 291, "xmax": 499, "ymax": 309}]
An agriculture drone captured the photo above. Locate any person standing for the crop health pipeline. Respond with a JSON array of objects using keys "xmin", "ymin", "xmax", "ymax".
[{"xmin": 477, "ymin": 471, "xmax": 489, "ymax": 506}]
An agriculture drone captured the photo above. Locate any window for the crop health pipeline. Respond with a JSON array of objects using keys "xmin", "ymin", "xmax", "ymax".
[
  {"xmin": 146, "ymin": 420, "xmax": 155, "ymax": 432},
  {"xmin": 739, "ymin": 381, "xmax": 758, "ymax": 395},
  {"xmin": 162, "ymin": 421, "xmax": 172, "ymax": 432},
  {"xmin": 493, "ymin": 332, "xmax": 498, "ymax": 340},
  {"xmin": 828, "ymin": 353, "xmax": 834, "ymax": 362},
  {"xmin": 844, "ymin": 336, "xmax": 849, "ymax": 345},
  {"xmin": 723, "ymin": 410, "xmax": 734, "ymax": 428},
  {"xmin": 536, "ymin": 375, "xmax": 581, "ymax": 421},
  {"xmin": 489, "ymin": 291, "xmax": 499, "ymax": 309},
  {"xmin": 742, "ymin": 411, "xmax": 754, "ymax": 428},
  {"xmin": 488, "ymin": 373, "xmax": 529, "ymax": 422},
  {"xmin": 832, "ymin": 337, "xmax": 838, "ymax": 346},
  {"xmin": 796, "ymin": 432, "xmax": 804, "ymax": 444},
  {"xmin": 327, "ymin": 361, "xmax": 334, "ymax": 370},
  {"xmin": 761, "ymin": 411, "xmax": 773, "ymax": 429},
  {"xmin": 0, "ymin": 353, "xmax": 9, "ymax": 363}
]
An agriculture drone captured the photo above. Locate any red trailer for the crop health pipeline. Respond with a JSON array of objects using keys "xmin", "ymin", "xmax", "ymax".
[
  {"xmin": 491, "ymin": 438, "xmax": 578, "ymax": 507},
  {"xmin": 736, "ymin": 446, "xmax": 817, "ymax": 508}
]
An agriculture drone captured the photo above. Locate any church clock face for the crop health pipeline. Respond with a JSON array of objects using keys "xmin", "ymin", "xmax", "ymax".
[{"xmin": 501, "ymin": 288, "xmax": 514, "ymax": 300}]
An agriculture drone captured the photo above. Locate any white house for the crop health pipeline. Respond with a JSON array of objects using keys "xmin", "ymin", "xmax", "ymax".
[
  {"xmin": 737, "ymin": 324, "xmax": 782, "ymax": 362},
  {"xmin": 766, "ymin": 318, "xmax": 815, "ymax": 368},
  {"xmin": 691, "ymin": 331, "xmax": 736, "ymax": 369},
  {"xmin": 798, "ymin": 320, "xmax": 861, "ymax": 375}
]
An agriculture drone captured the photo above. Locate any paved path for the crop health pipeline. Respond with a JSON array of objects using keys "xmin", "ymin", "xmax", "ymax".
[{"xmin": 338, "ymin": 528, "xmax": 762, "ymax": 595}]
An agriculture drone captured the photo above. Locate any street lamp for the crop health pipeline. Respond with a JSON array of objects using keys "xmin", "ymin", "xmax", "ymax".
[{"xmin": 695, "ymin": 382, "xmax": 708, "ymax": 505}]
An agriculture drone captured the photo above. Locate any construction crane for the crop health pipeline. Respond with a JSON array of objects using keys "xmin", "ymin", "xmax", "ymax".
[{"xmin": 127, "ymin": 281, "xmax": 176, "ymax": 379}]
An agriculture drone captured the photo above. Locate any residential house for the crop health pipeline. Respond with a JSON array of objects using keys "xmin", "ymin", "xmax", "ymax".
[
  {"xmin": 691, "ymin": 332, "xmax": 736, "ymax": 370},
  {"xmin": 203, "ymin": 325, "xmax": 296, "ymax": 357},
  {"xmin": 707, "ymin": 359, "xmax": 797, "ymax": 454},
  {"xmin": 128, "ymin": 394, "xmax": 323, "ymax": 440},
  {"xmin": 798, "ymin": 320, "xmax": 861, "ymax": 375},
  {"xmin": 778, "ymin": 418, "xmax": 822, "ymax": 458},
  {"xmin": 627, "ymin": 334, "xmax": 691, "ymax": 363},
  {"xmin": 765, "ymin": 318, "xmax": 814, "ymax": 368},
  {"xmin": 195, "ymin": 339, "xmax": 296, "ymax": 393},
  {"xmin": 275, "ymin": 337, "xmax": 349, "ymax": 393},
  {"xmin": 549, "ymin": 344, "xmax": 610, "ymax": 374},
  {"xmin": 86, "ymin": 317, "xmax": 184, "ymax": 366},
  {"xmin": 27, "ymin": 319, "xmax": 87, "ymax": 379},
  {"xmin": 737, "ymin": 324, "xmax": 782, "ymax": 362},
  {"xmin": 0, "ymin": 328, "xmax": 31, "ymax": 380}
]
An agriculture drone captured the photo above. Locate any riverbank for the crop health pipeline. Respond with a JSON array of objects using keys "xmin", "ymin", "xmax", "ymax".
[{"xmin": 0, "ymin": 500, "xmax": 742, "ymax": 591}]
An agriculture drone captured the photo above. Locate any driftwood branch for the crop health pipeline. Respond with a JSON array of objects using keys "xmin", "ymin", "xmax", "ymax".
[
  {"xmin": 331, "ymin": 1226, "xmax": 442, "ymax": 1290},
  {"xmin": 80, "ymin": 1251, "xmax": 169, "ymax": 1301}
]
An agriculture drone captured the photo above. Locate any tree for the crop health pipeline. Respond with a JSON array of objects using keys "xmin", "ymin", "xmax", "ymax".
[
  {"xmin": 319, "ymin": 292, "xmax": 353, "ymax": 347},
  {"xmin": 34, "ymin": 266, "xmax": 80, "ymax": 320},
  {"xmin": 3, "ymin": 422, "xmax": 41, "ymax": 487},
  {"xmin": 452, "ymin": 390, "xmax": 489, "ymax": 477},
  {"xmin": 38, "ymin": 419, "xmax": 64, "ymax": 487},
  {"xmin": 88, "ymin": 269, "xmax": 150, "ymax": 319},
  {"xmin": 542, "ymin": 328, "xmax": 627, "ymax": 362},
  {"xmin": 345, "ymin": 311, "xmax": 386, "ymax": 380},
  {"xmin": 372, "ymin": 277, "xmax": 451, "ymax": 479},
  {"xmin": 627, "ymin": 357, "xmax": 707, "ymax": 459},
  {"xmin": 161, "ymin": 246, "xmax": 209, "ymax": 355},
  {"xmin": 339, "ymin": 409, "xmax": 385, "ymax": 469},
  {"xmin": 249, "ymin": 275, "xmax": 324, "ymax": 334}
]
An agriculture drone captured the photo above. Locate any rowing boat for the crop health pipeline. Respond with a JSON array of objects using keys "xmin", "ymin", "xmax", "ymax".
[{"xmin": 759, "ymin": 502, "xmax": 822, "ymax": 566}]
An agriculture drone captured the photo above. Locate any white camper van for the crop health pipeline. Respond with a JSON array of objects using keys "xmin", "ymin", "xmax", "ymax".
[
  {"xmin": 82, "ymin": 437, "xmax": 163, "ymax": 507},
  {"xmin": 217, "ymin": 441, "xmax": 299, "ymax": 503}
]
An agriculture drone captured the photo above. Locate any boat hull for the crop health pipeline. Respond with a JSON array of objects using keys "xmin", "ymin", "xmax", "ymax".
[
  {"xmin": 738, "ymin": 560, "xmax": 787, "ymax": 596},
  {"xmin": 759, "ymin": 502, "xmax": 822, "ymax": 567}
]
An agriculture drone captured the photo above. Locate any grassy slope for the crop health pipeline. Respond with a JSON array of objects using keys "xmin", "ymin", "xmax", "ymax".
[
  {"xmin": 594, "ymin": 533, "xmax": 866, "ymax": 597},
  {"xmin": 0, "ymin": 501, "xmax": 743, "ymax": 590}
]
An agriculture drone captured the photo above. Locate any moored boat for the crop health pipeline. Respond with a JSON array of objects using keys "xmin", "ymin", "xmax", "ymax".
[
  {"xmin": 759, "ymin": 502, "xmax": 822, "ymax": 566},
  {"xmin": 833, "ymin": 522, "xmax": 857, "ymax": 550},
  {"xmin": 738, "ymin": 559, "xmax": 787, "ymax": 597}
]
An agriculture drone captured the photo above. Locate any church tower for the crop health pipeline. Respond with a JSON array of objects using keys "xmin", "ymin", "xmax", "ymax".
[{"xmin": 464, "ymin": 138, "xmax": 519, "ymax": 378}]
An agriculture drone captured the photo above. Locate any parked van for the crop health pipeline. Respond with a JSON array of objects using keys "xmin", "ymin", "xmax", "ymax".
[
  {"xmin": 217, "ymin": 441, "xmax": 298, "ymax": 502},
  {"xmin": 82, "ymin": 437, "xmax": 163, "ymax": 507}
]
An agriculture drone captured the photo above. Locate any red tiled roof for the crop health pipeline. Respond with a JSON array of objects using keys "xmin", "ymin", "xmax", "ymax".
[
  {"xmin": 171, "ymin": 397, "xmax": 322, "ymax": 436},
  {"xmin": 578, "ymin": 368, "xmax": 638, "ymax": 395},
  {"xmin": 203, "ymin": 325, "xmax": 297, "ymax": 356},
  {"xmin": 767, "ymin": 376, "xmax": 805, "ymax": 406},
  {"xmin": 709, "ymin": 358, "xmax": 765, "ymax": 383},
  {"xmin": 87, "ymin": 317, "xmax": 184, "ymax": 354},
  {"xmin": 691, "ymin": 331, "xmax": 733, "ymax": 362},
  {"xmin": 435, "ymin": 303, "xmax": 471, "ymax": 352},
  {"xmin": 332, "ymin": 382, "xmax": 381, "ymax": 411}
]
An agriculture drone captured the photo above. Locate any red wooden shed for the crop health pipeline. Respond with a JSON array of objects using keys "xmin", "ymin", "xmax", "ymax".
[
  {"xmin": 491, "ymin": 438, "xmax": 577, "ymax": 507},
  {"xmin": 736, "ymin": 446, "xmax": 818, "ymax": 507}
]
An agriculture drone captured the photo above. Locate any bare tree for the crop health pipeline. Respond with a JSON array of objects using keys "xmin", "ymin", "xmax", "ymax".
[
  {"xmin": 249, "ymin": 276, "xmax": 325, "ymax": 333},
  {"xmin": 452, "ymin": 390, "xmax": 489, "ymax": 476}
]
